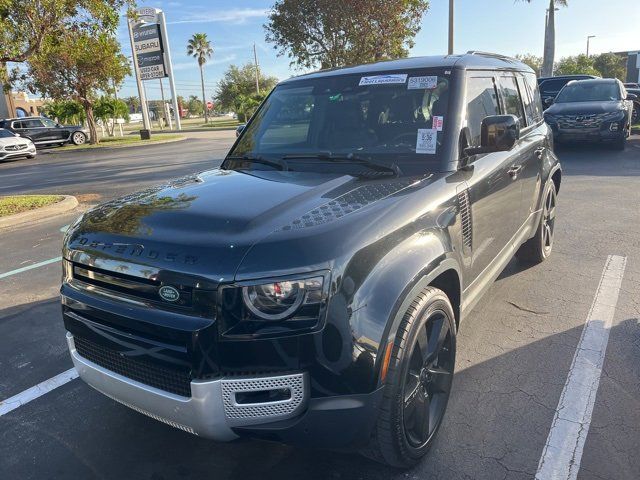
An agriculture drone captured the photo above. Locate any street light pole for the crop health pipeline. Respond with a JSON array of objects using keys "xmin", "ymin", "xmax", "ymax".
[
  {"xmin": 448, "ymin": 0, "xmax": 454, "ymax": 55},
  {"xmin": 586, "ymin": 35, "xmax": 596, "ymax": 58}
]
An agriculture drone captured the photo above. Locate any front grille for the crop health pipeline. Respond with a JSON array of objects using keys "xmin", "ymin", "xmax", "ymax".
[
  {"xmin": 5, "ymin": 144, "xmax": 28, "ymax": 151},
  {"xmin": 74, "ymin": 335, "xmax": 192, "ymax": 397},
  {"xmin": 72, "ymin": 263, "xmax": 193, "ymax": 309},
  {"xmin": 557, "ymin": 113, "xmax": 605, "ymax": 129}
]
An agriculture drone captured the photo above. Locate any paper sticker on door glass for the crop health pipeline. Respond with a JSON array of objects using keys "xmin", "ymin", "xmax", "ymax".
[
  {"xmin": 408, "ymin": 76, "xmax": 438, "ymax": 90},
  {"xmin": 359, "ymin": 74, "xmax": 408, "ymax": 86},
  {"xmin": 432, "ymin": 116, "xmax": 444, "ymax": 131},
  {"xmin": 416, "ymin": 129, "xmax": 437, "ymax": 154}
]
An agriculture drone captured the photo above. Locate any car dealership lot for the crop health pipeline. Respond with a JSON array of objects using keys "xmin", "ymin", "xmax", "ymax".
[{"xmin": 1, "ymin": 134, "xmax": 639, "ymax": 479}]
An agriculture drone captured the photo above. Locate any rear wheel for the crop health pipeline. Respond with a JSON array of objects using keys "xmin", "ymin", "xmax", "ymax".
[
  {"xmin": 71, "ymin": 131, "xmax": 87, "ymax": 145},
  {"xmin": 516, "ymin": 180, "xmax": 557, "ymax": 264},
  {"xmin": 362, "ymin": 287, "xmax": 456, "ymax": 468}
]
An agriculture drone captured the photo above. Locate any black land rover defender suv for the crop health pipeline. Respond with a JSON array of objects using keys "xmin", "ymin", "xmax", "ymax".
[{"xmin": 62, "ymin": 52, "xmax": 561, "ymax": 467}]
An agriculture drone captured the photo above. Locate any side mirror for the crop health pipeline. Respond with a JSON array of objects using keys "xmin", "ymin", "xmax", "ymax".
[
  {"xmin": 464, "ymin": 115, "xmax": 520, "ymax": 157},
  {"xmin": 627, "ymin": 93, "xmax": 638, "ymax": 100},
  {"xmin": 235, "ymin": 124, "xmax": 246, "ymax": 137},
  {"xmin": 544, "ymin": 97, "xmax": 554, "ymax": 107}
]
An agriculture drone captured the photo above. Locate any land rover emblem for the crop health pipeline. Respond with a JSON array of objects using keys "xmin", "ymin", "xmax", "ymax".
[{"xmin": 158, "ymin": 285, "xmax": 180, "ymax": 302}]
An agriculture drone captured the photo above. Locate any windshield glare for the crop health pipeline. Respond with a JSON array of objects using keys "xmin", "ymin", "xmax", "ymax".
[
  {"xmin": 556, "ymin": 82, "xmax": 620, "ymax": 103},
  {"xmin": 229, "ymin": 71, "xmax": 451, "ymax": 173}
]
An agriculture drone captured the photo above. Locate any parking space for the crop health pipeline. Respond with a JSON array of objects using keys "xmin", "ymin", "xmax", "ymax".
[{"xmin": 1, "ymin": 136, "xmax": 639, "ymax": 479}]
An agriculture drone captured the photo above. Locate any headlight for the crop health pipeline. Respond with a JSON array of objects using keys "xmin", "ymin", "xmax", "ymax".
[
  {"xmin": 243, "ymin": 276, "xmax": 323, "ymax": 320},
  {"xmin": 602, "ymin": 111, "xmax": 624, "ymax": 121},
  {"xmin": 219, "ymin": 272, "xmax": 329, "ymax": 337}
]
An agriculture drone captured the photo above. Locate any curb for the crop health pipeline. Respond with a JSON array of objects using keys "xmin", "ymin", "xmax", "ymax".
[
  {"xmin": 0, "ymin": 195, "xmax": 79, "ymax": 230},
  {"xmin": 42, "ymin": 136, "xmax": 187, "ymax": 155}
]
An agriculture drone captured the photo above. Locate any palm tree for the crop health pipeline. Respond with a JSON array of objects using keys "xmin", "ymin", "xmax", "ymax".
[
  {"xmin": 187, "ymin": 33, "xmax": 214, "ymax": 122},
  {"xmin": 521, "ymin": 0, "xmax": 567, "ymax": 77}
]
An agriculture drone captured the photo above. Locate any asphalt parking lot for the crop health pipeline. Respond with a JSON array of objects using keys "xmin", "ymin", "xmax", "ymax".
[{"xmin": 1, "ymin": 132, "xmax": 639, "ymax": 480}]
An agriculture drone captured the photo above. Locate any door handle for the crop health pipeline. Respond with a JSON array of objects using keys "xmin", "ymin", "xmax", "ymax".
[
  {"xmin": 535, "ymin": 147, "xmax": 545, "ymax": 159},
  {"xmin": 507, "ymin": 165, "xmax": 523, "ymax": 179}
]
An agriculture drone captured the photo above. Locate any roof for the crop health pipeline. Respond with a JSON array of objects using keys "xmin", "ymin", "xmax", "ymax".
[
  {"xmin": 538, "ymin": 74, "xmax": 599, "ymax": 81},
  {"xmin": 565, "ymin": 78, "xmax": 619, "ymax": 85},
  {"xmin": 0, "ymin": 116, "xmax": 43, "ymax": 122},
  {"xmin": 280, "ymin": 52, "xmax": 533, "ymax": 84}
]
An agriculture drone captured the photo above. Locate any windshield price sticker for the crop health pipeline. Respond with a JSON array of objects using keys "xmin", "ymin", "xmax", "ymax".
[
  {"xmin": 432, "ymin": 116, "xmax": 444, "ymax": 131},
  {"xmin": 408, "ymin": 76, "xmax": 438, "ymax": 90},
  {"xmin": 359, "ymin": 74, "xmax": 408, "ymax": 86},
  {"xmin": 416, "ymin": 129, "xmax": 437, "ymax": 154}
]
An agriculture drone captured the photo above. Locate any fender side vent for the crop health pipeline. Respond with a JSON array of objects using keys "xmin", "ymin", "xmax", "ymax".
[{"xmin": 457, "ymin": 190, "xmax": 473, "ymax": 249}]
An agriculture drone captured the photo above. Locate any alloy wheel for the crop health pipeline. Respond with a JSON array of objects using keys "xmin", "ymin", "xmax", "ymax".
[
  {"xmin": 542, "ymin": 186, "xmax": 556, "ymax": 255},
  {"xmin": 73, "ymin": 132, "xmax": 86, "ymax": 145},
  {"xmin": 402, "ymin": 311, "xmax": 454, "ymax": 448}
]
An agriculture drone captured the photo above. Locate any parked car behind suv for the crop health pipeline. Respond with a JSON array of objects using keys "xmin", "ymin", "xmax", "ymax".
[
  {"xmin": 0, "ymin": 128, "xmax": 36, "ymax": 161},
  {"xmin": 538, "ymin": 74, "xmax": 599, "ymax": 108},
  {"xmin": 0, "ymin": 116, "xmax": 88, "ymax": 147},
  {"xmin": 544, "ymin": 78, "xmax": 635, "ymax": 149},
  {"xmin": 61, "ymin": 52, "xmax": 561, "ymax": 468}
]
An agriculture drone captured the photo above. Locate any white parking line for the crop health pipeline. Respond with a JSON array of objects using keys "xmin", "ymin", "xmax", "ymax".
[
  {"xmin": 0, "ymin": 368, "xmax": 78, "ymax": 416},
  {"xmin": 536, "ymin": 255, "xmax": 627, "ymax": 480},
  {"xmin": 0, "ymin": 256, "xmax": 62, "ymax": 279}
]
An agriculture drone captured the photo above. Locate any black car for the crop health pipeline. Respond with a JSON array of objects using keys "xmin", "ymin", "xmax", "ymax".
[
  {"xmin": 544, "ymin": 78, "xmax": 636, "ymax": 149},
  {"xmin": 61, "ymin": 52, "xmax": 561, "ymax": 468},
  {"xmin": 538, "ymin": 74, "xmax": 599, "ymax": 108},
  {"xmin": 0, "ymin": 116, "xmax": 88, "ymax": 146},
  {"xmin": 627, "ymin": 87, "xmax": 640, "ymax": 124}
]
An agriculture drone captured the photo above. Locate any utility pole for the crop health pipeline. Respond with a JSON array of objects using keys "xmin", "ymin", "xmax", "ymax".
[
  {"xmin": 448, "ymin": 0, "xmax": 454, "ymax": 55},
  {"xmin": 253, "ymin": 43, "xmax": 260, "ymax": 94},
  {"xmin": 586, "ymin": 35, "xmax": 596, "ymax": 58},
  {"xmin": 127, "ymin": 14, "xmax": 151, "ymax": 139}
]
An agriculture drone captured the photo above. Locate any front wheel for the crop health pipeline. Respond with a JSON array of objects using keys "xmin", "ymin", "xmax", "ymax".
[
  {"xmin": 516, "ymin": 180, "xmax": 557, "ymax": 264},
  {"xmin": 71, "ymin": 131, "xmax": 87, "ymax": 145},
  {"xmin": 362, "ymin": 287, "xmax": 456, "ymax": 468}
]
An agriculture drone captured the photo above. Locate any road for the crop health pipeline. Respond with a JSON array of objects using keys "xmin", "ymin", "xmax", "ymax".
[{"xmin": 1, "ymin": 132, "xmax": 639, "ymax": 480}]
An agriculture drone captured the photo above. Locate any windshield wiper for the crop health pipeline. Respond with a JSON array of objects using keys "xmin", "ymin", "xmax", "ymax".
[
  {"xmin": 282, "ymin": 152, "xmax": 399, "ymax": 177},
  {"xmin": 225, "ymin": 155, "xmax": 287, "ymax": 171}
]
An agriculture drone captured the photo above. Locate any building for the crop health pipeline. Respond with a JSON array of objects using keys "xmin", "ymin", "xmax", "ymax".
[
  {"xmin": 0, "ymin": 91, "xmax": 46, "ymax": 119},
  {"xmin": 624, "ymin": 51, "xmax": 640, "ymax": 84}
]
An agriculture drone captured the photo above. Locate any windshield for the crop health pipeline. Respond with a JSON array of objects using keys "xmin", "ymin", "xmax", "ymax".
[
  {"xmin": 556, "ymin": 82, "xmax": 621, "ymax": 103},
  {"xmin": 0, "ymin": 129, "xmax": 16, "ymax": 138},
  {"xmin": 227, "ymin": 70, "xmax": 451, "ymax": 175}
]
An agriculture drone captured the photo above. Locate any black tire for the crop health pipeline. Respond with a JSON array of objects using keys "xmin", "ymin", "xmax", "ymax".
[
  {"xmin": 516, "ymin": 180, "xmax": 557, "ymax": 264},
  {"xmin": 613, "ymin": 132, "xmax": 627, "ymax": 151},
  {"xmin": 632, "ymin": 103, "xmax": 639, "ymax": 125},
  {"xmin": 362, "ymin": 287, "xmax": 456, "ymax": 468},
  {"xmin": 71, "ymin": 131, "xmax": 87, "ymax": 145}
]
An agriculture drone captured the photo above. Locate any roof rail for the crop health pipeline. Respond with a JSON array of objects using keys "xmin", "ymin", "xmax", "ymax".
[{"xmin": 466, "ymin": 51, "xmax": 514, "ymax": 60}]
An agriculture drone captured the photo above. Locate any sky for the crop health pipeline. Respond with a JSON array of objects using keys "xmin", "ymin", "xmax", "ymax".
[{"xmin": 113, "ymin": 0, "xmax": 640, "ymax": 100}]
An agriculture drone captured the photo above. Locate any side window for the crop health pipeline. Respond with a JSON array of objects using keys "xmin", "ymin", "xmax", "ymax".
[
  {"xmin": 465, "ymin": 76, "xmax": 500, "ymax": 147},
  {"xmin": 498, "ymin": 76, "xmax": 526, "ymax": 126},
  {"xmin": 41, "ymin": 118, "xmax": 57, "ymax": 128},
  {"xmin": 24, "ymin": 119, "xmax": 44, "ymax": 128},
  {"xmin": 517, "ymin": 75, "xmax": 536, "ymax": 127},
  {"xmin": 523, "ymin": 73, "xmax": 544, "ymax": 122}
]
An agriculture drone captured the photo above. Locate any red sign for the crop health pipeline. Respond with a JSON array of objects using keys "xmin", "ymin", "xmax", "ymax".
[{"xmin": 206, "ymin": 101, "xmax": 214, "ymax": 110}]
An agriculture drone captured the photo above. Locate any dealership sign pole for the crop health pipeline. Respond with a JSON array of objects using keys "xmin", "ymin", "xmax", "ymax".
[
  {"xmin": 130, "ymin": 7, "xmax": 182, "ymax": 134},
  {"xmin": 127, "ymin": 12, "xmax": 152, "ymax": 139}
]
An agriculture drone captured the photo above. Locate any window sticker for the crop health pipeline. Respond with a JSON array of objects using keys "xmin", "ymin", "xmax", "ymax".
[
  {"xmin": 408, "ymin": 76, "xmax": 438, "ymax": 90},
  {"xmin": 416, "ymin": 129, "xmax": 437, "ymax": 154},
  {"xmin": 432, "ymin": 115, "xmax": 444, "ymax": 131},
  {"xmin": 359, "ymin": 74, "xmax": 408, "ymax": 86}
]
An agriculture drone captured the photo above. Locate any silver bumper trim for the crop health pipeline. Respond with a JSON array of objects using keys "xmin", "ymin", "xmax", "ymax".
[{"xmin": 67, "ymin": 333, "xmax": 308, "ymax": 440}]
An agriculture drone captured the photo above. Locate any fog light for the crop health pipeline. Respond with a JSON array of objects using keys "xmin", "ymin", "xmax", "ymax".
[{"xmin": 610, "ymin": 123, "xmax": 619, "ymax": 131}]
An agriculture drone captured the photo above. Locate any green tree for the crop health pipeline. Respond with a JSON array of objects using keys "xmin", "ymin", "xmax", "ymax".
[
  {"xmin": 265, "ymin": 0, "xmax": 430, "ymax": 70},
  {"xmin": 41, "ymin": 99, "xmax": 85, "ymax": 124},
  {"xmin": 94, "ymin": 96, "xmax": 129, "ymax": 136},
  {"xmin": 0, "ymin": 0, "xmax": 130, "ymax": 86},
  {"xmin": 28, "ymin": 31, "xmax": 130, "ymax": 144},
  {"xmin": 519, "ymin": 0, "xmax": 568, "ymax": 76},
  {"xmin": 187, "ymin": 95, "xmax": 204, "ymax": 116},
  {"xmin": 186, "ymin": 33, "xmax": 214, "ymax": 122},
  {"xmin": 554, "ymin": 54, "xmax": 599, "ymax": 76},
  {"xmin": 122, "ymin": 96, "xmax": 140, "ymax": 113},
  {"xmin": 515, "ymin": 54, "xmax": 543, "ymax": 75},
  {"xmin": 593, "ymin": 53, "xmax": 626, "ymax": 81},
  {"xmin": 215, "ymin": 63, "xmax": 278, "ymax": 121}
]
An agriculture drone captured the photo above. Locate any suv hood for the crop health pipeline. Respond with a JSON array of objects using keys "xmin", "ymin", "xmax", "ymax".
[
  {"xmin": 546, "ymin": 100, "xmax": 623, "ymax": 116},
  {"xmin": 0, "ymin": 136, "xmax": 26, "ymax": 146},
  {"xmin": 64, "ymin": 169, "xmax": 431, "ymax": 284}
]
